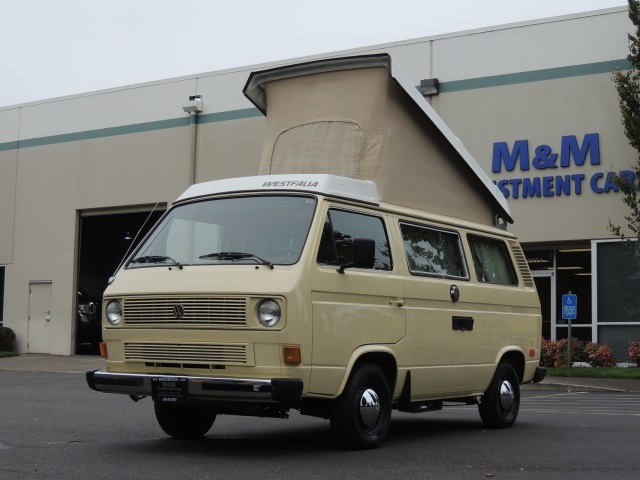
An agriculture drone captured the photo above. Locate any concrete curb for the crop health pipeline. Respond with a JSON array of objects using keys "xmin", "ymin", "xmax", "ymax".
[{"xmin": 522, "ymin": 381, "xmax": 626, "ymax": 393}]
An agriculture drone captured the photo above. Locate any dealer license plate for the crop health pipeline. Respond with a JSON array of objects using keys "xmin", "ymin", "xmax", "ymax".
[{"xmin": 151, "ymin": 377, "xmax": 188, "ymax": 402}]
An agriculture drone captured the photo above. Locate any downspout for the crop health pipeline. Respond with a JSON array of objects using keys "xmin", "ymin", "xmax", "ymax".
[{"xmin": 182, "ymin": 94, "xmax": 203, "ymax": 184}]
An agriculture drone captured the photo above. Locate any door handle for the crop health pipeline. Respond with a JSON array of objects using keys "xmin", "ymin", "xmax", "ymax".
[
  {"xmin": 389, "ymin": 299, "xmax": 405, "ymax": 307},
  {"xmin": 452, "ymin": 316, "xmax": 474, "ymax": 331},
  {"xmin": 450, "ymin": 285, "xmax": 460, "ymax": 302}
]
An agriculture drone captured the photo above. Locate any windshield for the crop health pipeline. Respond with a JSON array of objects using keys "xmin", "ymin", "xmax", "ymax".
[{"xmin": 128, "ymin": 195, "xmax": 317, "ymax": 268}]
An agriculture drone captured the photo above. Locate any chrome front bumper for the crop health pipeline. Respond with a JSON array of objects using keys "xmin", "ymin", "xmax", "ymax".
[{"xmin": 86, "ymin": 370, "xmax": 303, "ymax": 404}]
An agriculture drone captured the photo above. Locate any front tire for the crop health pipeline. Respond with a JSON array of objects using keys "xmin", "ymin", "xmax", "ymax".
[
  {"xmin": 330, "ymin": 364, "xmax": 391, "ymax": 449},
  {"xmin": 478, "ymin": 362, "xmax": 520, "ymax": 428},
  {"xmin": 154, "ymin": 402, "xmax": 216, "ymax": 439}
]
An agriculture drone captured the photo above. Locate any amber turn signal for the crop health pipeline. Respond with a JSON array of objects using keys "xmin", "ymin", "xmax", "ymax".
[
  {"xmin": 283, "ymin": 346, "xmax": 301, "ymax": 365},
  {"xmin": 100, "ymin": 342, "xmax": 108, "ymax": 359}
]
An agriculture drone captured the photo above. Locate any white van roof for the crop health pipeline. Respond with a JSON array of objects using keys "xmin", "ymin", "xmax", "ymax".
[{"xmin": 176, "ymin": 174, "xmax": 379, "ymax": 205}]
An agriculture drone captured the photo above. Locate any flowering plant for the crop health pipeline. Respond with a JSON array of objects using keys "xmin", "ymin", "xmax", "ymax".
[
  {"xmin": 540, "ymin": 338, "xmax": 616, "ymax": 367},
  {"xmin": 539, "ymin": 338, "xmax": 585, "ymax": 368},
  {"xmin": 583, "ymin": 343, "xmax": 617, "ymax": 368},
  {"xmin": 628, "ymin": 341, "xmax": 640, "ymax": 366}
]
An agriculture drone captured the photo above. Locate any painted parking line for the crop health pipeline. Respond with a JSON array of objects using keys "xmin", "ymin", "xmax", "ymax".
[{"xmin": 521, "ymin": 392, "xmax": 640, "ymax": 416}]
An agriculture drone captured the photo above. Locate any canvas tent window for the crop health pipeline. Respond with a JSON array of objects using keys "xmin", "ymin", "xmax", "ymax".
[{"xmin": 268, "ymin": 121, "xmax": 364, "ymax": 175}]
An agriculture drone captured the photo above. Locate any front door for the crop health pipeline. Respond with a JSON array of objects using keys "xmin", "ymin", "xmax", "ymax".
[
  {"xmin": 28, "ymin": 281, "xmax": 52, "ymax": 353},
  {"xmin": 308, "ymin": 206, "xmax": 405, "ymax": 395}
]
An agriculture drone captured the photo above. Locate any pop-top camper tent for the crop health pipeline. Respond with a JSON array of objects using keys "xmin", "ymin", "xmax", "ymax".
[{"xmin": 243, "ymin": 54, "xmax": 512, "ymax": 226}]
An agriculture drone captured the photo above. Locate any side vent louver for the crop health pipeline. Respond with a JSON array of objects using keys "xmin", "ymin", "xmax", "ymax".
[{"xmin": 510, "ymin": 242, "xmax": 535, "ymax": 288}]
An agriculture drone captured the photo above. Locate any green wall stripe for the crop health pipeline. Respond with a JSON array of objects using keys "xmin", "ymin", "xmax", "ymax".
[
  {"xmin": 0, "ymin": 141, "xmax": 19, "ymax": 152},
  {"xmin": 197, "ymin": 107, "xmax": 262, "ymax": 124},
  {"xmin": 0, "ymin": 60, "xmax": 630, "ymax": 152},
  {"xmin": 439, "ymin": 59, "xmax": 631, "ymax": 93},
  {"xmin": 0, "ymin": 108, "xmax": 262, "ymax": 152},
  {"xmin": 16, "ymin": 117, "xmax": 191, "ymax": 149}
]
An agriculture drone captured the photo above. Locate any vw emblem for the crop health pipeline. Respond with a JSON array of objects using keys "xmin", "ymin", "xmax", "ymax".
[{"xmin": 172, "ymin": 304, "xmax": 185, "ymax": 319}]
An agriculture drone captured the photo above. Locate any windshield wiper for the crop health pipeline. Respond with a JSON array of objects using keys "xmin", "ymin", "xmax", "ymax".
[
  {"xmin": 198, "ymin": 251, "xmax": 274, "ymax": 270},
  {"xmin": 130, "ymin": 255, "xmax": 184, "ymax": 270}
]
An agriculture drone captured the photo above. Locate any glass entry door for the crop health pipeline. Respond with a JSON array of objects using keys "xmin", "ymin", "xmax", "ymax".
[{"xmin": 532, "ymin": 270, "xmax": 555, "ymax": 340}]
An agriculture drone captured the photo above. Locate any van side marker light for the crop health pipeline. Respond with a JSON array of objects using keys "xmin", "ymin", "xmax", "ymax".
[{"xmin": 283, "ymin": 346, "xmax": 302, "ymax": 365}]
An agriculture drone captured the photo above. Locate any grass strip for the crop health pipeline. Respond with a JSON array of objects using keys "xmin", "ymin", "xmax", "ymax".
[{"xmin": 0, "ymin": 351, "xmax": 19, "ymax": 358}]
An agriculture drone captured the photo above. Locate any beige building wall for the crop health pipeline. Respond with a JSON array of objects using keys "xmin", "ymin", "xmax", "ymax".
[
  {"xmin": 0, "ymin": 108, "xmax": 20, "ymax": 265},
  {"xmin": 435, "ymin": 74, "xmax": 635, "ymax": 243},
  {"xmin": 196, "ymin": 117, "xmax": 265, "ymax": 181},
  {"xmin": 7, "ymin": 128, "xmax": 197, "ymax": 354},
  {"xmin": 428, "ymin": 7, "xmax": 634, "ymax": 243}
]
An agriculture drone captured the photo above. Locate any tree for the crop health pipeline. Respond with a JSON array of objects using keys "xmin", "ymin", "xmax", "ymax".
[{"xmin": 610, "ymin": 0, "xmax": 640, "ymax": 249}]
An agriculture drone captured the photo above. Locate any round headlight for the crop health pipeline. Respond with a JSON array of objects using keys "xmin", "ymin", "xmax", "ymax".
[
  {"xmin": 105, "ymin": 300, "xmax": 123, "ymax": 326},
  {"xmin": 258, "ymin": 299, "xmax": 281, "ymax": 327}
]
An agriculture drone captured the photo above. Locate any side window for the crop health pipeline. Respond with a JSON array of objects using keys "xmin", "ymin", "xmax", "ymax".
[
  {"xmin": 467, "ymin": 234, "xmax": 518, "ymax": 286},
  {"xmin": 400, "ymin": 222, "xmax": 468, "ymax": 279},
  {"xmin": 317, "ymin": 209, "xmax": 392, "ymax": 271}
]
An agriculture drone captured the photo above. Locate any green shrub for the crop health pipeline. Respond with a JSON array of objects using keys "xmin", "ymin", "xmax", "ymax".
[{"xmin": 0, "ymin": 326, "xmax": 16, "ymax": 352}]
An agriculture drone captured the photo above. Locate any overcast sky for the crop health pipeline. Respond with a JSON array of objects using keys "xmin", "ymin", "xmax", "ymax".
[{"xmin": 0, "ymin": 0, "xmax": 629, "ymax": 108}]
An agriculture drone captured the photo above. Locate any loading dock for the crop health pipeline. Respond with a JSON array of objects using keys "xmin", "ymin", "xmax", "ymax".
[{"xmin": 76, "ymin": 209, "xmax": 163, "ymax": 354}]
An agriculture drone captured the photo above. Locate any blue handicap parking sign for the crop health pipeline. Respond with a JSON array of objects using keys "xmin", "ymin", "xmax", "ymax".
[{"xmin": 562, "ymin": 294, "xmax": 577, "ymax": 320}]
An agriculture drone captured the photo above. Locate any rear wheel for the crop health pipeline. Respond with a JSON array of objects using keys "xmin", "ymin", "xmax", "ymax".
[
  {"xmin": 330, "ymin": 364, "xmax": 391, "ymax": 449},
  {"xmin": 478, "ymin": 362, "xmax": 520, "ymax": 428},
  {"xmin": 154, "ymin": 402, "xmax": 216, "ymax": 439}
]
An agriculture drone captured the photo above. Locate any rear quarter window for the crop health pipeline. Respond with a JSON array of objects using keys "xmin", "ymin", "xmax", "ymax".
[{"xmin": 467, "ymin": 234, "xmax": 518, "ymax": 286}]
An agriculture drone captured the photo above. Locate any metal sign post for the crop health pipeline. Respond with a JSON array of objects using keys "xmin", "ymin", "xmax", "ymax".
[{"xmin": 562, "ymin": 292, "xmax": 577, "ymax": 367}]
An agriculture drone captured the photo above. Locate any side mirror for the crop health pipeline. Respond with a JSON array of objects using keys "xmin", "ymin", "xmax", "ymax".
[{"xmin": 337, "ymin": 238, "xmax": 376, "ymax": 274}]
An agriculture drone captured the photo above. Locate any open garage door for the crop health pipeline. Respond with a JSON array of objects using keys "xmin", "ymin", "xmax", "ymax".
[{"xmin": 76, "ymin": 208, "xmax": 164, "ymax": 354}]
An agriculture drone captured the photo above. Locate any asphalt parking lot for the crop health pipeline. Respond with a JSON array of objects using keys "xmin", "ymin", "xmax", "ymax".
[{"xmin": 2, "ymin": 355, "xmax": 640, "ymax": 479}]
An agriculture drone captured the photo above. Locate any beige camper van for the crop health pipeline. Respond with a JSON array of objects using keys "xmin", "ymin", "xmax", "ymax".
[{"xmin": 87, "ymin": 55, "xmax": 545, "ymax": 449}]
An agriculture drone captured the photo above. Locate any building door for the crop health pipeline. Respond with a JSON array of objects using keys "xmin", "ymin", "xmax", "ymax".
[
  {"xmin": 28, "ymin": 281, "xmax": 52, "ymax": 353},
  {"xmin": 0, "ymin": 266, "xmax": 5, "ymax": 325},
  {"xmin": 532, "ymin": 271, "xmax": 555, "ymax": 340},
  {"xmin": 76, "ymin": 209, "xmax": 164, "ymax": 354}
]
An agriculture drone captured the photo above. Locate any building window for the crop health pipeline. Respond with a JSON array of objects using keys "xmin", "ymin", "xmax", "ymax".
[
  {"xmin": 597, "ymin": 241, "xmax": 640, "ymax": 323},
  {"xmin": 596, "ymin": 241, "xmax": 640, "ymax": 359}
]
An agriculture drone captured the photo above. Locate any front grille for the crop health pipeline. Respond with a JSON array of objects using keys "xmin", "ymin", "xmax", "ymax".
[
  {"xmin": 124, "ymin": 342, "xmax": 252, "ymax": 366},
  {"xmin": 123, "ymin": 296, "xmax": 247, "ymax": 327}
]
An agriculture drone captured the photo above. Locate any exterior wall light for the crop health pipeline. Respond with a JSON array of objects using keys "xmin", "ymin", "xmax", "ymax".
[
  {"xmin": 420, "ymin": 78, "xmax": 439, "ymax": 96},
  {"xmin": 182, "ymin": 94, "xmax": 203, "ymax": 113}
]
